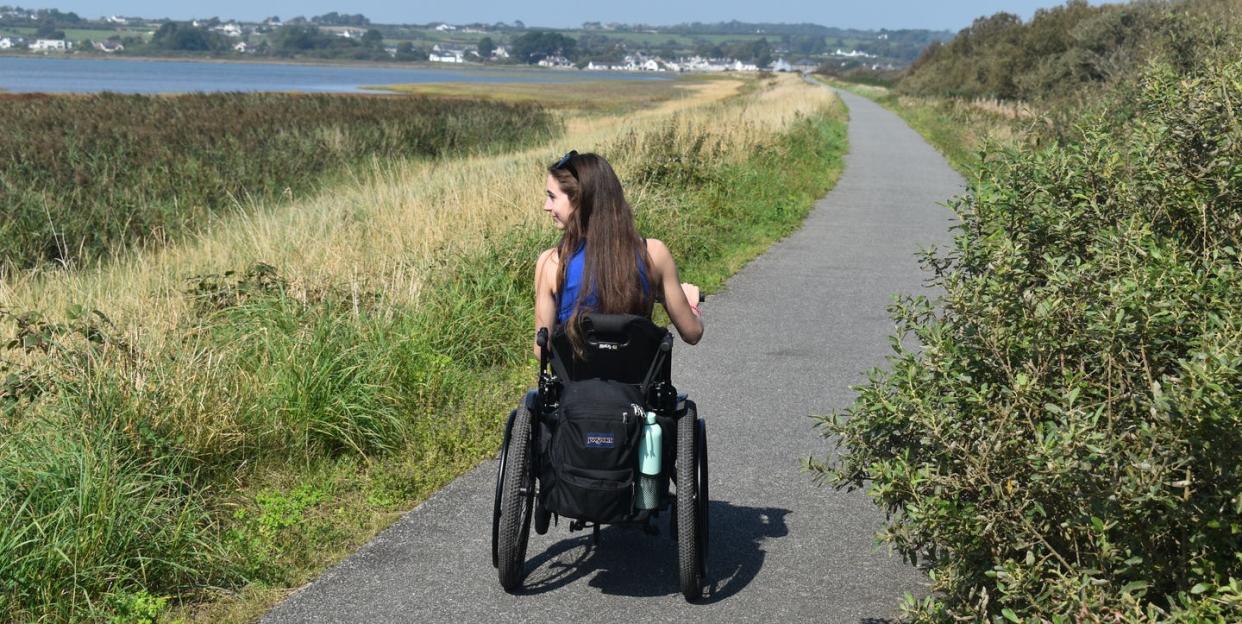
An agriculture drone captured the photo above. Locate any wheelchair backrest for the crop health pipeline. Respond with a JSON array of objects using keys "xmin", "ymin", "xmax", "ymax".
[{"xmin": 549, "ymin": 313, "xmax": 671, "ymax": 386}]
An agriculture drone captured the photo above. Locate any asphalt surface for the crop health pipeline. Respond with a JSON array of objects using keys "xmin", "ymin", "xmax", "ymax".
[{"xmin": 263, "ymin": 87, "xmax": 964, "ymax": 624}]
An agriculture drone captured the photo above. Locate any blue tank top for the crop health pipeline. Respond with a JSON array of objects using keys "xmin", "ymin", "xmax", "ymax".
[{"xmin": 557, "ymin": 242, "xmax": 651, "ymax": 324}]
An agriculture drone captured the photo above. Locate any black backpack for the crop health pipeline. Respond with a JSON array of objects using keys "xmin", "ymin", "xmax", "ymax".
[
  {"xmin": 540, "ymin": 379, "xmax": 645, "ymax": 522},
  {"xmin": 537, "ymin": 313, "xmax": 672, "ymax": 524}
]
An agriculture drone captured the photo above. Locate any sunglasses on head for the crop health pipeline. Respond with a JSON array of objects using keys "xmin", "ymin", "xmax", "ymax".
[{"xmin": 552, "ymin": 150, "xmax": 579, "ymax": 180}]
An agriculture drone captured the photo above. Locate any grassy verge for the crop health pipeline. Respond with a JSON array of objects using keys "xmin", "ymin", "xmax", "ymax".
[{"xmin": 1, "ymin": 75, "xmax": 846, "ymax": 622}]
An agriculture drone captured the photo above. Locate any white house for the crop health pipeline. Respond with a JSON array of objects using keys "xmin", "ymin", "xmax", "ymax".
[
  {"xmin": 791, "ymin": 59, "xmax": 818, "ymax": 73},
  {"xmin": 213, "ymin": 23, "xmax": 243, "ymax": 37},
  {"xmin": 233, "ymin": 41, "xmax": 253, "ymax": 53},
  {"xmin": 429, "ymin": 45, "xmax": 465, "ymax": 63},
  {"xmin": 682, "ymin": 56, "xmax": 731, "ymax": 72},
  {"xmin": 770, "ymin": 58, "xmax": 792, "ymax": 72},
  {"xmin": 641, "ymin": 59, "xmax": 661, "ymax": 71},
  {"xmin": 30, "ymin": 39, "xmax": 69, "ymax": 51},
  {"xmin": 537, "ymin": 55, "xmax": 572, "ymax": 68},
  {"xmin": 105, "ymin": 15, "xmax": 128, "ymax": 24},
  {"xmin": 0, "ymin": 37, "xmax": 14, "ymax": 49},
  {"xmin": 586, "ymin": 60, "xmax": 635, "ymax": 71},
  {"xmin": 93, "ymin": 40, "xmax": 124, "ymax": 52},
  {"xmin": 492, "ymin": 45, "xmax": 510, "ymax": 59},
  {"xmin": 834, "ymin": 48, "xmax": 875, "ymax": 58},
  {"xmin": 435, "ymin": 23, "xmax": 456, "ymax": 31}
]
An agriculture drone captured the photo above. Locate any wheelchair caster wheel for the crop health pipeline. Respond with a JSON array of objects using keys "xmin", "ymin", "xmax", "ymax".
[{"xmin": 534, "ymin": 497, "xmax": 551, "ymax": 535}]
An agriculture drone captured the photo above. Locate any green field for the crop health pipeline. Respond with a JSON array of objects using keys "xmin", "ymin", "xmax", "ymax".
[
  {"xmin": 3, "ymin": 26, "xmax": 145, "ymax": 41},
  {"xmin": 563, "ymin": 30, "xmax": 768, "ymax": 46}
]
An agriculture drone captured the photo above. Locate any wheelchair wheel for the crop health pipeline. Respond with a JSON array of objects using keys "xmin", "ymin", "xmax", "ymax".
[
  {"xmin": 697, "ymin": 417, "xmax": 709, "ymax": 577},
  {"xmin": 491, "ymin": 409, "xmax": 517, "ymax": 568},
  {"xmin": 676, "ymin": 402, "xmax": 707, "ymax": 601},
  {"xmin": 496, "ymin": 404, "xmax": 535, "ymax": 591}
]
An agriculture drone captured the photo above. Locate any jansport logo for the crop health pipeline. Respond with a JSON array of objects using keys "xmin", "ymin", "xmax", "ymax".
[{"xmin": 585, "ymin": 432, "xmax": 615, "ymax": 448}]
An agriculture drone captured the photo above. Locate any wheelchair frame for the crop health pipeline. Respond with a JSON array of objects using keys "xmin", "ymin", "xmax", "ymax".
[{"xmin": 491, "ymin": 315, "xmax": 709, "ymax": 601}]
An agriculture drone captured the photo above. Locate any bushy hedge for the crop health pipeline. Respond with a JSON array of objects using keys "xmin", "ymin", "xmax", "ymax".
[{"xmin": 817, "ymin": 59, "xmax": 1242, "ymax": 622}]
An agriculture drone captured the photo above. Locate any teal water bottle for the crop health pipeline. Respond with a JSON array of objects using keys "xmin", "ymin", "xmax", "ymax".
[{"xmin": 636, "ymin": 411, "xmax": 662, "ymax": 509}]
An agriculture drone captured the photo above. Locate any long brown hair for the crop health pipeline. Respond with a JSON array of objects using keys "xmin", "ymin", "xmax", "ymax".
[{"xmin": 549, "ymin": 152, "xmax": 653, "ymax": 356}]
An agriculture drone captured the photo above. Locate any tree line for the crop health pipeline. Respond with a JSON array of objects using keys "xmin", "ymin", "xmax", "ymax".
[{"xmin": 899, "ymin": 0, "xmax": 1238, "ymax": 102}]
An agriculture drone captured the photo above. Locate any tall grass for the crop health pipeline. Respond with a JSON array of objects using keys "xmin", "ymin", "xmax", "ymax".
[
  {"xmin": 1, "ymin": 74, "xmax": 846, "ymax": 621},
  {"xmin": 0, "ymin": 418, "xmax": 226, "ymax": 620},
  {"xmin": 0, "ymin": 92, "xmax": 558, "ymax": 273}
]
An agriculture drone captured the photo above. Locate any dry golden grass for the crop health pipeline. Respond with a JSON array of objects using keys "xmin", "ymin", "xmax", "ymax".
[
  {"xmin": 0, "ymin": 74, "xmax": 834, "ymax": 355},
  {"xmin": 962, "ymin": 96, "xmax": 1035, "ymax": 120},
  {"xmin": 372, "ymin": 77, "xmax": 698, "ymax": 115}
]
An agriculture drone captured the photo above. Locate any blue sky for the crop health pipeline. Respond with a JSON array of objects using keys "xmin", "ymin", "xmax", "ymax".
[{"xmin": 39, "ymin": 1, "xmax": 1086, "ymax": 31}]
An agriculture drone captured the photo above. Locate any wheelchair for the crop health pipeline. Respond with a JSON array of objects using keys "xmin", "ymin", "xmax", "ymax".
[{"xmin": 491, "ymin": 312, "xmax": 709, "ymax": 601}]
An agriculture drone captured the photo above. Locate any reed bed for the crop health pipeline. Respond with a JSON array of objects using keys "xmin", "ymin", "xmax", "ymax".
[{"xmin": 0, "ymin": 92, "xmax": 558, "ymax": 273}]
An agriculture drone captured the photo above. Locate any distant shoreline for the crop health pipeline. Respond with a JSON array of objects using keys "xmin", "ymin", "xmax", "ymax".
[
  {"xmin": 0, "ymin": 52, "xmax": 681, "ymax": 96},
  {"xmin": 0, "ymin": 51, "xmax": 670, "ymax": 79}
]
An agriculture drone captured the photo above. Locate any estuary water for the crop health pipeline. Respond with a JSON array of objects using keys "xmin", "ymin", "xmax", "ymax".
[{"xmin": 0, "ymin": 56, "xmax": 670, "ymax": 94}]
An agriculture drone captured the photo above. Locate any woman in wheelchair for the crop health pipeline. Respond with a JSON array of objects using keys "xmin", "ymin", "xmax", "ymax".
[
  {"xmin": 492, "ymin": 150, "xmax": 711, "ymax": 601},
  {"xmin": 533, "ymin": 150, "xmax": 703, "ymax": 356}
]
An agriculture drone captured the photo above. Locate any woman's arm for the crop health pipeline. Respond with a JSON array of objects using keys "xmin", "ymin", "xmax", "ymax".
[
  {"xmin": 533, "ymin": 248, "xmax": 558, "ymax": 358},
  {"xmin": 647, "ymin": 239, "xmax": 703, "ymax": 345}
]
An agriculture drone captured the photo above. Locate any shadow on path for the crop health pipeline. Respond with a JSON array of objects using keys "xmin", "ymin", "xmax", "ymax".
[{"xmin": 517, "ymin": 501, "xmax": 789, "ymax": 603}]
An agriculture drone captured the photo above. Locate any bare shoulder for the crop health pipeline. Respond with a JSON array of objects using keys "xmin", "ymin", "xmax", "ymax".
[
  {"xmin": 644, "ymin": 238, "xmax": 671, "ymax": 261},
  {"xmin": 536, "ymin": 247, "xmax": 560, "ymax": 288},
  {"xmin": 644, "ymin": 238, "xmax": 674, "ymax": 272},
  {"xmin": 536, "ymin": 247, "xmax": 559, "ymax": 267}
]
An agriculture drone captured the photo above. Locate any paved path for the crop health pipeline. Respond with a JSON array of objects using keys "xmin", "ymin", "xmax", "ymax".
[{"xmin": 263, "ymin": 88, "xmax": 964, "ymax": 624}]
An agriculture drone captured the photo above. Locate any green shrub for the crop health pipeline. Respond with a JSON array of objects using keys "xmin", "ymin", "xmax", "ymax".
[
  {"xmin": 816, "ymin": 60, "xmax": 1242, "ymax": 622},
  {"xmin": 107, "ymin": 590, "xmax": 169, "ymax": 624}
]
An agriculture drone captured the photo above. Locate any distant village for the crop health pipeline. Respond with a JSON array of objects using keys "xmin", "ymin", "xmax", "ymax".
[{"xmin": 0, "ymin": 6, "xmax": 922, "ymax": 74}]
